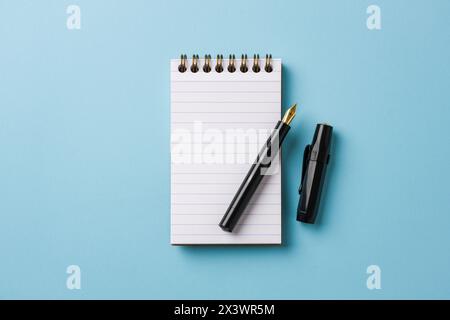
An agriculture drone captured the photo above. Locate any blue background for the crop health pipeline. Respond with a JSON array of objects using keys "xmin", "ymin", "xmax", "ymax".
[{"xmin": 1, "ymin": 0, "xmax": 449, "ymax": 299}]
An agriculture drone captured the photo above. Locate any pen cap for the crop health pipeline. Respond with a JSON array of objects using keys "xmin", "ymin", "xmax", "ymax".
[
  {"xmin": 310, "ymin": 124, "xmax": 333, "ymax": 163},
  {"xmin": 297, "ymin": 124, "xmax": 333, "ymax": 224}
]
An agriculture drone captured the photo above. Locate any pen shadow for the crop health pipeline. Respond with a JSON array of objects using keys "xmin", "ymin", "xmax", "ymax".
[{"xmin": 178, "ymin": 64, "xmax": 304, "ymax": 256}]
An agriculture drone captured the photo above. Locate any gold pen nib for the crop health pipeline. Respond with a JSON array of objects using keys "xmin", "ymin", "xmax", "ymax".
[{"xmin": 282, "ymin": 103, "xmax": 297, "ymax": 125}]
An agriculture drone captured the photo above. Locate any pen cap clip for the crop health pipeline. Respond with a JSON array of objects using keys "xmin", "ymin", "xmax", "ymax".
[{"xmin": 299, "ymin": 144, "xmax": 311, "ymax": 194}]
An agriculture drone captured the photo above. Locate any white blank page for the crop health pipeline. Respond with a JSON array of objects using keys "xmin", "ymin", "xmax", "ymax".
[{"xmin": 170, "ymin": 57, "xmax": 282, "ymax": 244}]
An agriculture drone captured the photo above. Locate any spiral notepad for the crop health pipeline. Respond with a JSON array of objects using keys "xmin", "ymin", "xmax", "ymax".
[{"xmin": 171, "ymin": 54, "xmax": 282, "ymax": 245}]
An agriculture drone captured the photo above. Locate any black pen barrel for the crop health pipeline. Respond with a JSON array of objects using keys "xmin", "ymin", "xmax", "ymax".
[{"xmin": 219, "ymin": 121, "xmax": 291, "ymax": 232}]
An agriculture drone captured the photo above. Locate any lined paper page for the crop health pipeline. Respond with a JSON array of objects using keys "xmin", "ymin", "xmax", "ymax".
[{"xmin": 170, "ymin": 58, "xmax": 282, "ymax": 244}]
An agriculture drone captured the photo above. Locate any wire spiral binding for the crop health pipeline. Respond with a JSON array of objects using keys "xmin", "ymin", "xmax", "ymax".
[
  {"xmin": 265, "ymin": 54, "xmax": 273, "ymax": 72},
  {"xmin": 240, "ymin": 54, "xmax": 248, "ymax": 73},
  {"xmin": 252, "ymin": 54, "xmax": 260, "ymax": 73},
  {"xmin": 215, "ymin": 54, "xmax": 224, "ymax": 73},
  {"xmin": 178, "ymin": 53, "xmax": 273, "ymax": 73},
  {"xmin": 190, "ymin": 54, "xmax": 199, "ymax": 73},
  {"xmin": 228, "ymin": 54, "xmax": 236, "ymax": 73},
  {"xmin": 203, "ymin": 54, "xmax": 211, "ymax": 73},
  {"xmin": 178, "ymin": 54, "xmax": 187, "ymax": 72}
]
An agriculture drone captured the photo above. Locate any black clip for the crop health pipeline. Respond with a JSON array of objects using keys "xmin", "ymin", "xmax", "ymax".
[{"xmin": 299, "ymin": 144, "xmax": 311, "ymax": 194}]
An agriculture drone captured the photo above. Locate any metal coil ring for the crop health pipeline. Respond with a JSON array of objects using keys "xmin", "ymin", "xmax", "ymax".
[
  {"xmin": 190, "ymin": 54, "xmax": 199, "ymax": 73},
  {"xmin": 252, "ymin": 54, "xmax": 260, "ymax": 73},
  {"xmin": 265, "ymin": 54, "xmax": 273, "ymax": 73},
  {"xmin": 228, "ymin": 54, "xmax": 236, "ymax": 73},
  {"xmin": 203, "ymin": 54, "xmax": 211, "ymax": 73},
  {"xmin": 178, "ymin": 54, "xmax": 187, "ymax": 73},
  {"xmin": 240, "ymin": 54, "xmax": 248, "ymax": 73},
  {"xmin": 215, "ymin": 54, "xmax": 224, "ymax": 73}
]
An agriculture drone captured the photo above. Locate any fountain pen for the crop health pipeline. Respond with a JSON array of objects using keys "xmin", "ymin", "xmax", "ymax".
[{"xmin": 219, "ymin": 104, "xmax": 297, "ymax": 232}]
